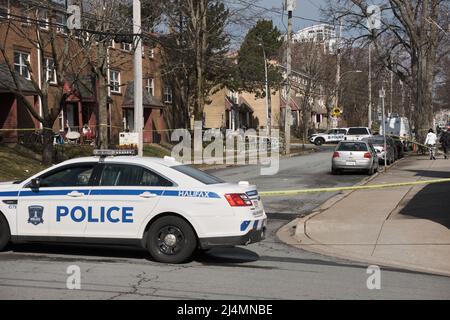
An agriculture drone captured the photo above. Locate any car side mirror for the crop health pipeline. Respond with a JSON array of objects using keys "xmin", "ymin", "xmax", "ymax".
[{"xmin": 30, "ymin": 178, "xmax": 41, "ymax": 189}]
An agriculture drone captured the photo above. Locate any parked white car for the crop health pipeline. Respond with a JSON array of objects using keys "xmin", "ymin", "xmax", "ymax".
[
  {"xmin": 344, "ymin": 127, "xmax": 373, "ymax": 141},
  {"xmin": 309, "ymin": 128, "xmax": 348, "ymax": 146}
]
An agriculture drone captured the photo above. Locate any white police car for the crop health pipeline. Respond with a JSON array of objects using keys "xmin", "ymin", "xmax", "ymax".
[
  {"xmin": 309, "ymin": 128, "xmax": 348, "ymax": 146},
  {"xmin": 0, "ymin": 150, "xmax": 266, "ymax": 263}
]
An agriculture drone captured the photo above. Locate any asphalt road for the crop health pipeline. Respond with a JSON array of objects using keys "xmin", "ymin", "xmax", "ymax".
[{"xmin": 1, "ymin": 149, "xmax": 449, "ymax": 299}]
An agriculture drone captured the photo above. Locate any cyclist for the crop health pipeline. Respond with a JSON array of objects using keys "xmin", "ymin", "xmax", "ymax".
[{"xmin": 424, "ymin": 128, "xmax": 437, "ymax": 160}]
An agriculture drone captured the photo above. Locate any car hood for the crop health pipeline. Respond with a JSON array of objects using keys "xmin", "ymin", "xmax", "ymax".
[{"xmin": 0, "ymin": 181, "xmax": 20, "ymax": 191}]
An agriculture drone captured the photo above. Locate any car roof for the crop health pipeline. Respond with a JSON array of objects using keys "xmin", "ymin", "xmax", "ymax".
[
  {"xmin": 60, "ymin": 156, "xmax": 182, "ymax": 167},
  {"xmin": 339, "ymin": 140, "xmax": 369, "ymax": 144}
]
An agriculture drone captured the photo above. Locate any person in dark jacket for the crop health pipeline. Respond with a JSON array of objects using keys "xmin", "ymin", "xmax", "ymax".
[{"xmin": 439, "ymin": 129, "xmax": 450, "ymax": 159}]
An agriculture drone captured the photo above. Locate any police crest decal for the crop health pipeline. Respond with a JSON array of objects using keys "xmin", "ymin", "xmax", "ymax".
[{"xmin": 28, "ymin": 205, "xmax": 44, "ymax": 225}]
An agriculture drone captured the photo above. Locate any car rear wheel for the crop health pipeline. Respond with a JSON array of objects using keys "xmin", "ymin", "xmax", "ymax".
[
  {"xmin": 315, "ymin": 137, "xmax": 325, "ymax": 146},
  {"xmin": 331, "ymin": 167, "xmax": 340, "ymax": 175},
  {"xmin": 147, "ymin": 215, "xmax": 197, "ymax": 264},
  {"xmin": 0, "ymin": 213, "xmax": 11, "ymax": 251}
]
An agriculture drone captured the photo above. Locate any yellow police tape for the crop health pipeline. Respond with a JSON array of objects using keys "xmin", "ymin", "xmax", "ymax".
[{"xmin": 259, "ymin": 178, "xmax": 450, "ymax": 196}]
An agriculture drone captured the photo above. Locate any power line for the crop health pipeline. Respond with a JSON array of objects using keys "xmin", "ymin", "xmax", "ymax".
[{"xmin": 236, "ymin": 0, "xmax": 331, "ymax": 25}]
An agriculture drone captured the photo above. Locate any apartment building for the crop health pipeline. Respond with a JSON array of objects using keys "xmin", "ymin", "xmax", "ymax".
[{"xmin": 0, "ymin": 0, "xmax": 170, "ymax": 144}]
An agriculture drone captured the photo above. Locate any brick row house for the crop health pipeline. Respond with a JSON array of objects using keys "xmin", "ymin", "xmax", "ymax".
[{"xmin": 0, "ymin": 0, "xmax": 172, "ymax": 145}]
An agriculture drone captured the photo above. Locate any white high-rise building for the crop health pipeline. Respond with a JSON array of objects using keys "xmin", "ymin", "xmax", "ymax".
[{"xmin": 293, "ymin": 24, "xmax": 336, "ymax": 53}]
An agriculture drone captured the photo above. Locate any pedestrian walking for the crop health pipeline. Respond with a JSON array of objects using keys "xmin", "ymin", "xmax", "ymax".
[
  {"xmin": 439, "ymin": 129, "xmax": 449, "ymax": 159},
  {"xmin": 424, "ymin": 128, "xmax": 437, "ymax": 160}
]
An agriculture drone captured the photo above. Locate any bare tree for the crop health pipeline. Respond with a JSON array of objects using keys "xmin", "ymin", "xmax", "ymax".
[
  {"xmin": 291, "ymin": 42, "xmax": 329, "ymax": 141},
  {"xmin": 81, "ymin": 0, "xmax": 133, "ymax": 148},
  {"xmin": 0, "ymin": 0, "xmax": 91, "ymax": 163},
  {"xmin": 324, "ymin": 0, "xmax": 450, "ymax": 141}
]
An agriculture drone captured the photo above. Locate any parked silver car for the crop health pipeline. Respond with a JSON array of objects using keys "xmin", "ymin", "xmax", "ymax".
[
  {"xmin": 362, "ymin": 135, "xmax": 396, "ymax": 165},
  {"xmin": 331, "ymin": 140, "xmax": 379, "ymax": 175}
]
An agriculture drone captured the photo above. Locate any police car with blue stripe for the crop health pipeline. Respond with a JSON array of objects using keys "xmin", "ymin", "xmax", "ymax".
[{"xmin": 0, "ymin": 150, "xmax": 267, "ymax": 263}]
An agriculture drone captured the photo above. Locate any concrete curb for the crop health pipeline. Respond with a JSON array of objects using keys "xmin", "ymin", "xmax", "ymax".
[{"xmin": 275, "ymin": 156, "xmax": 450, "ymax": 278}]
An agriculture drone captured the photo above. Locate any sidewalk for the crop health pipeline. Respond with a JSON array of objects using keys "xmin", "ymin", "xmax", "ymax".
[{"xmin": 278, "ymin": 155, "xmax": 450, "ymax": 277}]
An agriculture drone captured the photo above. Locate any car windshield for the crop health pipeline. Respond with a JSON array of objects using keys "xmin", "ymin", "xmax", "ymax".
[
  {"xmin": 337, "ymin": 142, "xmax": 368, "ymax": 152},
  {"xmin": 347, "ymin": 128, "xmax": 369, "ymax": 135},
  {"xmin": 172, "ymin": 165, "xmax": 225, "ymax": 185}
]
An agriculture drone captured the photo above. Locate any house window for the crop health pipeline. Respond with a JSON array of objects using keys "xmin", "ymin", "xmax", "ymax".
[
  {"xmin": 121, "ymin": 42, "xmax": 132, "ymax": 51},
  {"xmin": 56, "ymin": 13, "xmax": 67, "ymax": 34},
  {"xmin": 228, "ymin": 90, "xmax": 237, "ymax": 104},
  {"xmin": 145, "ymin": 78, "xmax": 154, "ymax": 96},
  {"xmin": 14, "ymin": 51, "xmax": 30, "ymax": 79},
  {"xmin": 164, "ymin": 84, "xmax": 172, "ymax": 104},
  {"xmin": 0, "ymin": 0, "xmax": 9, "ymax": 19},
  {"xmin": 109, "ymin": 70, "xmax": 121, "ymax": 93},
  {"xmin": 38, "ymin": 9, "xmax": 49, "ymax": 30},
  {"xmin": 45, "ymin": 58, "xmax": 56, "ymax": 84},
  {"xmin": 149, "ymin": 48, "xmax": 154, "ymax": 59},
  {"xmin": 21, "ymin": 4, "xmax": 32, "ymax": 26}
]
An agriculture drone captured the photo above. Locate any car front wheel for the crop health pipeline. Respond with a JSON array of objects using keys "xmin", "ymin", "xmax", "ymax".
[
  {"xmin": 315, "ymin": 137, "xmax": 325, "ymax": 146},
  {"xmin": 147, "ymin": 215, "xmax": 197, "ymax": 264}
]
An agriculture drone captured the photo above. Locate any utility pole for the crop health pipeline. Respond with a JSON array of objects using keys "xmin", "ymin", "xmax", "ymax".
[
  {"xmin": 133, "ymin": 0, "xmax": 143, "ymax": 156},
  {"xmin": 400, "ymin": 79, "xmax": 405, "ymax": 116},
  {"xmin": 335, "ymin": 18, "xmax": 342, "ymax": 124},
  {"xmin": 260, "ymin": 44, "xmax": 271, "ymax": 136},
  {"xmin": 380, "ymin": 86, "xmax": 387, "ymax": 170},
  {"xmin": 368, "ymin": 42, "xmax": 372, "ymax": 129},
  {"xmin": 389, "ymin": 56, "xmax": 393, "ymax": 116},
  {"xmin": 284, "ymin": 0, "xmax": 295, "ymax": 155}
]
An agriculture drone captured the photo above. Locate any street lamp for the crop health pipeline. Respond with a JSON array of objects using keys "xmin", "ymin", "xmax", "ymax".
[{"xmin": 258, "ymin": 43, "xmax": 270, "ymax": 134}]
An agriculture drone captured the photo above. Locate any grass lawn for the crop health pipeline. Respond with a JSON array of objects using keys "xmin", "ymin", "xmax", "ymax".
[
  {"xmin": 143, "ymin": 144, "xmax": 171, "ymax": 158},
  {"xmin": 0, "ymin": 145, "xmax": 47, "ymax": 182},
  {"xmin": 0, "ymin": 143, "xmax": 173, "ymax": 182}
]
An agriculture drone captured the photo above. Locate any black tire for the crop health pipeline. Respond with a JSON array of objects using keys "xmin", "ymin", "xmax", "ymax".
[
  {"xmin": 315, "ymin": 137, "xmax": 325, "ymax": 146},
  {"xmin": 331, "ymin": 167, "xmax": 340, "ymax": 175},
  {"xmin": 367, "ymin": 166, "xmax": 374, "ymax": 175},
  {"xmin": 0, "ymin": 213, "xmax": 11, "ymax": 251},
  {"xmin": 147, "ymin": 215, "xmax": 197, "ymax": 264}
]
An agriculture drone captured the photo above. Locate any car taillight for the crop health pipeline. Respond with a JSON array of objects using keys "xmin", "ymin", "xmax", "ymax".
[
  {"xmin": 333, "ymin": 151, "xmax": 340, "ymax": 158},
  {"xmin": 225, "ymin": 193, "xmax": 253, "ymax": 207},
  {"xmin": 364, "ymin": 152, "xmax": 372, "ymax": 158}
]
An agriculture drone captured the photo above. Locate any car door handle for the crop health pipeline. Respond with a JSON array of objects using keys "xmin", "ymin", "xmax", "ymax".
[
  {"xmin": 139, "ymin": 192, "xmax": 158, "ymax": 198},
  {"xmin": 67, "ymin": 191, "xmax": 84, "ymax": 197}
]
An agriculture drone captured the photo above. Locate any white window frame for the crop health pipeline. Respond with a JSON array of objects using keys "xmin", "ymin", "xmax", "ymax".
[
  {"xmin": 0, "ymin": 0, "xmax": 10, "ymax": 19},
  {"xmin": 45, "ymin": 57, "xmax": 57, "ymax": 84},
  {"xmin": 109, "ymin": 70, "xmax": 121, "ymax": 94},
  {"xmin": 56, "ymin": 13, "xmax": 67, "ymax": 34},
  {"xmin": 145, "ymin": 78, "xmax": 154, "ymax": 96},
  {"xmin": 121, "ymin": 42, "xmax": 132, "ymax": 52},
  {"xmin": 149, "ymin": 48, "xmax": 154, "ymax": 59},
  {"xmin": 38, "ymin": 9, "xmax": 49, "ymax": 30},
  {"xmin": 14, "ymin": 51, "xmax": 30, "ymax": 80},
  {"xmin": 164, "ymin": 84, "xmax": 172, "ymax": 104}
]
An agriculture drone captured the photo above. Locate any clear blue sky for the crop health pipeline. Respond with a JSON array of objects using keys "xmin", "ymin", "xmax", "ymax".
[{"xmin": 259, "ymin": 0, "xmax": 330, "ymax": 33}]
